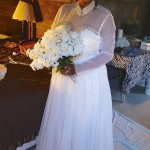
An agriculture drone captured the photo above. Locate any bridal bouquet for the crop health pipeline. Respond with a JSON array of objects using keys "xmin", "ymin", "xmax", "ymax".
[{"xmin": 26, "ymin": 24, "xmax": 83, "ymax": 72}]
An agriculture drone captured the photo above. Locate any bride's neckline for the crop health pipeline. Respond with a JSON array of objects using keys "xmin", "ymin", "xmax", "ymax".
[{"xmin": 76, "ymin": 1, "xmax": 95, "ymax": 16}]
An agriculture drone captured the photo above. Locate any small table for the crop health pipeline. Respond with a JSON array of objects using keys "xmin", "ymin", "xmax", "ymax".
[{"xmin": 108, "ymin": 48, "xmax": 150, "ymax": 102}]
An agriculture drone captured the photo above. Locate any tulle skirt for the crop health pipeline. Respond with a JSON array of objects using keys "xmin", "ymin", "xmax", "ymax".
[{"xmin": 36, "ymin": 65, "xmax": 113, "ymax": 150}]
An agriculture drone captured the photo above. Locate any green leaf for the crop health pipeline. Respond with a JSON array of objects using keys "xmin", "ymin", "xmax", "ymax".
[{"xmin": 56, "ymin": 56, "xmax": 74, "ymax": 72}]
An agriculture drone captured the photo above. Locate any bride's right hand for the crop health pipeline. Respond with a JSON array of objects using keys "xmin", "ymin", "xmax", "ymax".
[{"xmin": 60, "ymin": 64, "xmax": 76, "ymax": 76}]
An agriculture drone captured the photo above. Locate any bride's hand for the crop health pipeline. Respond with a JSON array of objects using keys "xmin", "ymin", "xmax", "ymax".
[{"xmin": 60, "ymin": 64, "xmax": 76, "ymax": 76}]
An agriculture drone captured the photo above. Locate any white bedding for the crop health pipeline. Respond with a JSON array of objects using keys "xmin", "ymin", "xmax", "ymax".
[{"xmin": 113, "ymin": 110, "xmax": 150, "ymax": 150}]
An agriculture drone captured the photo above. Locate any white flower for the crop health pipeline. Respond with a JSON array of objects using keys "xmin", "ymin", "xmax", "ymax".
[{"xmin": 27, "ymin": 24, "xmax": 83, "ymax": 71}]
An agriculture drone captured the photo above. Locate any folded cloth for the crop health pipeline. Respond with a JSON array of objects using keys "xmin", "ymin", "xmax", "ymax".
[
  {"xmin": 19, "ymin": 42, "xmax": 35, "ymax": 55},
  {"xmin": 0, "ymin": 64, "xmax": 7, "ymax": 81},
  {"xmin": 3, "ymin": 41, "xmax": 18, "ymax": 48},
  {"xmin": 116, "ymin": 37, "xmax": 130, "ymax": 48},
  {"xmin": 121, "ymin": 46, "xmax": 145, "ymax": 57}
]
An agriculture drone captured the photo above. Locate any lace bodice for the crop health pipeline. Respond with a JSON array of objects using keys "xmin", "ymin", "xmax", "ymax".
[{"xmin": 73, "ymin": 28, "xmax": 103, "ymax": 64}]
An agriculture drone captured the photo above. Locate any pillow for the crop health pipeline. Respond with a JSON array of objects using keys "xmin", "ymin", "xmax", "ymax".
[
  {"xmin": 116, "ymin": 37, "xmax": 130, "ymax": 48},
  {"xmin": 4, "ymin": 41, "xmax": 18, "ymax": 48},
  {"xmin": 0, "ymin": 34, "xmax": 11, "ymax": 39}
]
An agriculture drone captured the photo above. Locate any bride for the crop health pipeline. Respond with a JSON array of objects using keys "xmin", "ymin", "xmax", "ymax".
[{"xmin": 36, "ymin": 0, "xmax": 116, "ymax": 149}]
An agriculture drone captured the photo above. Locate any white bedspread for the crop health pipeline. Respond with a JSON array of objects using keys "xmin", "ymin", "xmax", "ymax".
[{"xmin": 113, "ymin": 110, "xmax": 150, "ymax": 150}]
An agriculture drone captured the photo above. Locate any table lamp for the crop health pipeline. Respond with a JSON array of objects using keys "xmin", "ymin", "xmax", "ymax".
[{"xmin": 12, "ymin": 0, "xmax": 36, "ymax": 41}]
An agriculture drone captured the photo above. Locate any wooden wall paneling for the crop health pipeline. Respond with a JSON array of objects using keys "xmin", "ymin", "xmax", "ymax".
[
  {"xmin": 0, "ymin": 0, "xmax": 149, "ymax": 39},
  {"xmin": 0, "ymin": 0, "xmax": 22, "ymax": 36},
  {"xmin": 0, "ymin": 16, "xmax": 22, "ymax": 36},
  {"xmin": 36, "ymin": 0, "xmax": 71, "ymax": 38}
]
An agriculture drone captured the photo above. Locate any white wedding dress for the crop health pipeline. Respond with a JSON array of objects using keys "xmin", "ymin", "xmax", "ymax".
[
  {"xmin": 36, "ymin": 2, "xmax": 115, "ymax": 150},
  {"xmin": 36, "ymin": 28, "xmax": 113, "ymax": 150}
]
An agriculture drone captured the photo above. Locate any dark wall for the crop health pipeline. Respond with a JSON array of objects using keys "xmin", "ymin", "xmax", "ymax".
[
  {"xmin": 140, "ymin": 0, "xmax": 150, "ymax": 36},
  {"xmin": 100, "ymin": 0, "xmax": 147, "ymax": 38},
  {"xmin": 36, "ymin": 0, "xmax": 67, "ymax": 37},
  {"xmin": 37, "ymin": 0, "xmax": 148, "ymax": 38},
  {"xmin": 0, "ymin": 0, "xmax": 22, "ymax": 36}
]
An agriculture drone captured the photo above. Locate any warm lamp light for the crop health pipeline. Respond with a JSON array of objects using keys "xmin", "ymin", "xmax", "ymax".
[
  {"xmin": 12, "ymin": 0, "xmax": 36, "ymax": 40},
  {"xmin": 12, "ymin": 1, "xmax": 35, "ymax": 21}
]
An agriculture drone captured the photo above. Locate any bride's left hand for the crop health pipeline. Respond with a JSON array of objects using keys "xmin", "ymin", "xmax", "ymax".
[{"xmin": 60, "ymin": 64, "xmax": 76, "ymax": 76}]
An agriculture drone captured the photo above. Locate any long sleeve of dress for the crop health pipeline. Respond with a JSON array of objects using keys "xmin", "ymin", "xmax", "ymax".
[{"xmin": 75, "ymin": 14, "xmax": 116, "ymax": 73}]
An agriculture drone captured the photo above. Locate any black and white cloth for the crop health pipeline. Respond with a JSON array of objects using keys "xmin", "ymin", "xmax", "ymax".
[{"xmin": 108, "ymin": 48, "xmax": 150, "ymax": 95}]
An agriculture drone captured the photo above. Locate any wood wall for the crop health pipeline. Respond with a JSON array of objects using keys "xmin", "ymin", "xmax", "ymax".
[
  {"xmin": 36, "ymin": 0, "xmax": 69, "ymax": 38},
  {"xmin": 0, "ymin": 0, "xmax": 150, "ymax": 39},
  {"xmin": 0, "ymin": 0, "xmax": 22, "ymax": 36}
]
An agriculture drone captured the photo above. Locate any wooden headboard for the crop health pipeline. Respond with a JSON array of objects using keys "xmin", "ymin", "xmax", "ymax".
[
  {"xmin": 0, "ymin": 0, "xmax": 22, "ymax": 36},
  {"xmin": 36, "ymin": 0, "xmax": 71, "ymax": 38}
]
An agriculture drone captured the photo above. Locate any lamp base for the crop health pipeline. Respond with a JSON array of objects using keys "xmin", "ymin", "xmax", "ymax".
[
  {"xmin": 32, "ymin": 22, "xmax": 36, "ymax": 41},
  {"xmin": 21, "ymin": 21, "xmax": 36, "ymax": 41},
  {"xmin": 21, "ymin": 20, "xmax": 28, "ymax": 41}
]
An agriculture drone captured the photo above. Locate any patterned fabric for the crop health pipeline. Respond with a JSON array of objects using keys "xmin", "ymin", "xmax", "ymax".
[{"xmin": 108, "ymin": 48, "xmax": 150, "ymax": 95}]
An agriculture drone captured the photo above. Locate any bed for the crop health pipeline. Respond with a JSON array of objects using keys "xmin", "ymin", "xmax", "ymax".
[
  {"xmin": 1, "ymin": 37, "xmax": 150, "ymax": 150},
  {"xmin": 113, "ymin": 110, "xmax": 150, "ymax": 150},
  {"xmin": 0, "ymin": 37, "xmax": 51, "ymax": 149}
]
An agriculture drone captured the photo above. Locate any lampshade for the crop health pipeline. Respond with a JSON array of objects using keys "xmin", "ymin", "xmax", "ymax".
[{"xmin": 12, "ymin": 0, "xmax": 35, "ymax": 22}]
